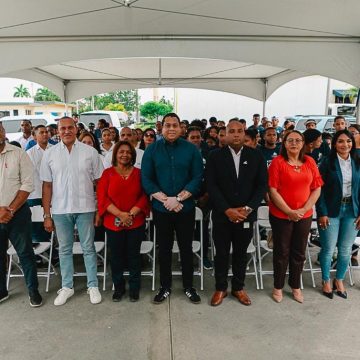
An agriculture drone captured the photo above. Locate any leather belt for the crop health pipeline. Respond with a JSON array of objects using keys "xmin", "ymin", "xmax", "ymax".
[{"xmin": 341, "ymin": 196, "xmax": 352, "ymax": 204}]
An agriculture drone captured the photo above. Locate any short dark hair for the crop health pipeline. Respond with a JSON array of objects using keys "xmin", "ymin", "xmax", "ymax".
[
  {"xmin": 239, "ymin": 119, "xmax": 246, "ymax": 125},
  {"xmin": 280, "ymin": 130, "xmax": 306, "ymax": 162},
  {"xmin": 263, "ymin": 126, "xmax": 278, "ymax": 135},
  {"xmin": 209, "ymin": 116, "xmax": 218, "ymax": 123},
  {"xmin": 348, "ymin": 124, "xmax": 360, "ymax": 133},
  {"xmin": 21, "ymin": 119, "xmax": 32, "ymax": 126},
  {"xmin": 253, "ymin": 114, "xmax": 260, "ymax": 118},
  {"xmin": 218, "ymin": 126, "xmax": 226, "ymax": 132},
  {"xmin": 303, "ymin": 129, "xmax": 322, "ymax": 145},
  {"xmin": 186, "ymin": 126, "xmax": 202, "ymax": 138},
  {"xmin": 334, "ymin": 115, "xmax": 345, "ymax": 123},
  {"xmin": 34, "ymin": 124, "xmax": 46, "ymax": 131},
  {"xmin": 112, "ymin": 140, "xmax": 136, "ymax": 166},
  {"xmin": 162, "ymin": 113, "xmax": 180, "ymax": 126},
  {"xmin": 245, "ymin": 129, "xmax": 257, "ymax": 140}
]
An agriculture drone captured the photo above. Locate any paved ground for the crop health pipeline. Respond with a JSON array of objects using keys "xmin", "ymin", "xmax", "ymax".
[{"xmin": 2, "ymin": 254, "xmax": 360, "ymax": 360}]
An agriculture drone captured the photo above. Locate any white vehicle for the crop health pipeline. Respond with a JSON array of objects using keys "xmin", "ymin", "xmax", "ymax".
[
  {"xmin": 79, "ymin": 111, "xmax": 129, "ymax": 129},
  {"xmin": 328, "ymin": 103, "xmax": 356, "ymax": 116},
  {"xmin": 0, "ymin": 115, "xmax": 57, "ymax": 142}
]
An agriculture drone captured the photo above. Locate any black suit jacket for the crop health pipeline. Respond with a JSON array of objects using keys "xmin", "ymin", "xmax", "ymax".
[{"xmin": 206, "ymin": 145, "xmax": 268, "ymax": 223}]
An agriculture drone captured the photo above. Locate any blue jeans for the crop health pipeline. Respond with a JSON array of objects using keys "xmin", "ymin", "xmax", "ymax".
[
  {"xmin": 52, "ymin": 212, "xmax": 98, "ymax": 288},
  {"xmin": 319, "ymin": 203, "xmax": 358, "ymax": 281}
]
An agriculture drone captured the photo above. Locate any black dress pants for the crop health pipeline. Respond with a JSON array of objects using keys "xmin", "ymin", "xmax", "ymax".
[
  {"xmin": 153, "ymin": 208, "xmax": 195, "ymax": 289},
  {"xmin": 212, "ymin": 220, "xmax": 253, "ymax": 291}
]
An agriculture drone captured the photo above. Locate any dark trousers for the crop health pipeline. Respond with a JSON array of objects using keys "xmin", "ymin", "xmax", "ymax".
[
  {"xmin": 106, "ymin": 225, "xmax": 144, "ymax": 291},
  {"xmin": 27, "ymin": 199, "xmax": 51, "ymax": 243},
  {"xmin": 0, "ymin": 204, "xmax": 38, "ymax": 293},
  {"xmin": 270, "ymin": 214, "xmax": 312, "ymax": 289},
  {"xmin": 153, "ymin": 209, "xmax": 195, "ymax": 289},
  {"xmin": 213, "ymin": 220, "xmax": 253, "ymax": 291}
]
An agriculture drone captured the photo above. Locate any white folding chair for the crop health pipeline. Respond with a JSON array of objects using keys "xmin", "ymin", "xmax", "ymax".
[
  {"xmin": 209, "ymin": 213, "xmax": 259, "ymax": 289},
  {"xmin": 172, "ymin": 207, "xmax": 204, "ymax": 290},
  {"xmin": 7, "ymin": 205, "xmax": 56, "ymax": 292},
  {"xmin": 73, "ymin": 231, "xmax": 107, "ymax": 291},
  {"xmin": 123, "ymin": 212, "xmax": 156, "ymax": 291}
]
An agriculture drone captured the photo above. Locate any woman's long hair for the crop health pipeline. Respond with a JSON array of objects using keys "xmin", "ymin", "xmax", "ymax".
[
  {"xmin": 139, "ymin": 128, "xmax": 156, "ymax": 150},
  {"xmin": 329, "ymin": 129, "xmax": 360, "ymax": 169}
]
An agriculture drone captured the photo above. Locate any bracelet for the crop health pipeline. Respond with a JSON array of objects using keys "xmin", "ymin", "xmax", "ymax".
[
  {"xmin": 43, "ymin": 214, "xmax": 52, "ymax": 219},
  {"xmin": 8, "ymin": 208, "xmax": 14, "ymax": 216}
]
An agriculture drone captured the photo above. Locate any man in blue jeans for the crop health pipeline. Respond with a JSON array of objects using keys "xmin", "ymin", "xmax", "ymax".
[
  {"xmin": 0, "ymin": 123, "xmax": 42, "ymax": 307},
  {"xmin": 40, "ymin": 117, "xmax": 104, "ymax": 306}
]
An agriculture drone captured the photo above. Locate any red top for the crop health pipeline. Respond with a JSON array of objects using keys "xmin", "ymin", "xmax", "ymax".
[
  {"xmin": 97, "ymin": 167, "xmax": 150, "ymax": 231},
  {"xmin": 268, "ymin": 155, "xmax": 323, "ymax": 219}
]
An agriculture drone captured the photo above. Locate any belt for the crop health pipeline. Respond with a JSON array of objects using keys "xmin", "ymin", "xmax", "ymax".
[{"xmin": 341, "ymin": 196, "xmax": 352, "ymax": 204}]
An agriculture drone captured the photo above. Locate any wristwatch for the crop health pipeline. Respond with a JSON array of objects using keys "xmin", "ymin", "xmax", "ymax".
[
  {"xmin": 176, "ymin": 195, "xmax": 182, "ymax": 202},
  {"xmin": 43, "ymin": 213, "xmax": 52, "ymax": 219},
  {"xmin": 244, "ymin": 206, "xmax": 253, "ymax": 215}
]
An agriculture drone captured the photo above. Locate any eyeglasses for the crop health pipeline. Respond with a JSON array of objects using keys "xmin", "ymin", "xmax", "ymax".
[
  {"xmin": 286, "ymin": 138, "xmax": 303, "ymax": 144},
  {"xmin": 144, "ymin": 133, "xmax": 155, "ymax": 138}
]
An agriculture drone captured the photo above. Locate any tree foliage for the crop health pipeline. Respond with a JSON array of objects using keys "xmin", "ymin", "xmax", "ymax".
[
  {"xmin": 13, "ymin": 84, "xmax": 31, "ymax": 98},
  {"xmin": 140, "ymin": 100, "xmax": 173, "ymax": 120},
  {"xmin": 34, "ymin": 87, "xmax": 62, "ymax": 102},
  {"xmin": 104, "ymin": 103, "xmax": 125, "ymax": 111}
]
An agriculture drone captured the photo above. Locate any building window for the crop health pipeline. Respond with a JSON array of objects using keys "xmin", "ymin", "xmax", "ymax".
[
  {"xmin": 25, "ymin": 110, "xmax": 32, "ymax": 115},
  {"xmin": 13, "ymin": 109, "xmax": 18, "ymax": 116}
]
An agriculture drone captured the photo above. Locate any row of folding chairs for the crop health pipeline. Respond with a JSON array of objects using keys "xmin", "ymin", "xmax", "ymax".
[
  {"xmin": 254, "ymin": 205, "xmax": 355, "ymax": 290},
  {"xmin": 6, "ymin": 207, "xmax": 205, "ymax": 292}
]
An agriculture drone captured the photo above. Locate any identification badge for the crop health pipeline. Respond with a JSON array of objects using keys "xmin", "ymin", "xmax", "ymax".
[{"xmin": 244, "ymin": 222, "xmax": 250, "ymax": 229}]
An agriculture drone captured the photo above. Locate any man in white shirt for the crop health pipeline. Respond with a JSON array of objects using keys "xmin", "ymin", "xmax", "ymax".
[
  {"xmin": 103, "ymin": 127, "xmax": 143, "ymax": 169},
  {"xmin": 0, "ymin": 123, "xmax": 42, "ymax": 306},
  {"xmin": 27, "ymin": 125, "xmax": 54, "ymax": 264},
  {"xmin": 40, "ymin": 117, "xmax": 104, "ymax": 306},
  {"xmin": 17, "ymin": 120, "xmax": 34, "ymax": 149}
]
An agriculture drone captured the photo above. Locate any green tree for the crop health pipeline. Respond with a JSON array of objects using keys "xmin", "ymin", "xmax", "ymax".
[
  {"xmin": 13, "ymin": 84, "xmax": 31, "ymax": 98},
  {"xmin": 34, "ymin": 87, "xmax": 62, "ymax": 102},
  {"xmin": 104, "ymin": 103, "xmax": 126, "ymax": 111},
  {"xmin": 140, "ymin": 100, "xmax": 173, "ymax": 120}
]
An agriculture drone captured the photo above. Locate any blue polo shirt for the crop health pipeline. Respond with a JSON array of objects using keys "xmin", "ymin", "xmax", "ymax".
[{"xmin": 141, "ymin": 137, "xmax": 203, "ymax": 213}]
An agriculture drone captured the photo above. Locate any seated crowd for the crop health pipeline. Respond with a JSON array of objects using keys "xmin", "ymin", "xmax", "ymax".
[{"xmin": 0, "ymin": 112, "xmax": 359, "ymax": 308}]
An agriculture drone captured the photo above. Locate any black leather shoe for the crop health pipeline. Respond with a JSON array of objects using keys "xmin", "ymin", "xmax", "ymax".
[
  {"xmin": 333, "ymin": 279, "xmax": 347, "ymax": 299},
  {"xmin": 112, "ymin": 288, "xmax": 125, "ymax": 302},
  {"xmin": 129, "ymin": 289, "xmax": 139, "ymax": 302},
  {"xmin": 322, "ymin": 281, "xmax": 333, "ymax": 299}
]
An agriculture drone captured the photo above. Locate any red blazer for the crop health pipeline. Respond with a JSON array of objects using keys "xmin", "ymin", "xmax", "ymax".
[{"xmin": 97, "ymin": 167, "xmax": 150, "ymax": 231}]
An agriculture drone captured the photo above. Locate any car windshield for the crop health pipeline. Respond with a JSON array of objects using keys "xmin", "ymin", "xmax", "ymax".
[
  {"xmin": 79, "ymin": 114, "xmax": 112, "ymax": 128},
  {"xmin": 295, "ymin": 118, "xmax": 322, "ymax": 131}
]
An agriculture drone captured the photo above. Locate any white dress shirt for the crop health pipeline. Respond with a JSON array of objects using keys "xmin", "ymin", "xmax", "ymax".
[
  {"xmin": 16, "ymin": 135, "xmax": 34, "ymax": 149},
  {"xmin": 337, "ymin": 153, "xmax": 352, "ymax": 197},
  {"xmin": 103, "ymin": 147, "xmax": 143, "ymax": 169},
  {"xmin": 0, "ymin": 143, "xmax": 34, "ymax": 206},
  {"xmin": 40, "ymin": 140, "xmax": 104, "ymax": 214},
  {"xmin": 228, "ymin": 146, "xmax": 243, "ymax": 178},
  {"xmin": 27, "ymin": 143, "xmax": 52, "ymax": 200},
  {"xmin": 100, "ymin": 143, "xmax": 114, "ymax": 156}
]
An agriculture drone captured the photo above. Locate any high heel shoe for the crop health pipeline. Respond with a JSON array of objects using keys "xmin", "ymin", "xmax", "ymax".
[
  {"xmin": 332, "ymin": 279, "xmax": 347, "ymax": 299},
  {"xmin": 272, "ymin": 288, "xmax": 283, "ymax": 303},
  {"xmin": 322, "ymin": 281, "xmax": 333, "ymax": 299},
  {"xmin": 292, "ymin": 288, "xmax": 304, "ymax": 303}
]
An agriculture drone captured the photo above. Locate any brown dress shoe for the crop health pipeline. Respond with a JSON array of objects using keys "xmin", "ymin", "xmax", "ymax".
[
  {"xmin": 231, "ymin": 290, "xmax": 251, "ymax": 306},
  {"xmin": 210, "ymin": 291, "xmax": 228, "ymax": 306}
]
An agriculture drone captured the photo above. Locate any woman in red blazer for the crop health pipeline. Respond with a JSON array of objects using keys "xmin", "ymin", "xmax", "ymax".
[{"xmin": 97, "ymin": 140, "xmax": 149, "ymax": 302}]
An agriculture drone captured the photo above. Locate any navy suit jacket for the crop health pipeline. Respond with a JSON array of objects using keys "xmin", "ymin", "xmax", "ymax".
[
  {"xmin": 206, "ymin": 145, "xmax": 268, "ymax": 223},
  {"xmin": 316, "ymin": 155, "xmax": 360, "ymax": 218}
]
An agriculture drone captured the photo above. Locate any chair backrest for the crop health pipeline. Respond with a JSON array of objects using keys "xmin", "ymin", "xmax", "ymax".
[
  {"xmin": 195, "ymin": 207, "xmax": 203, "ymax": 221},
  {"xmin": 257, "ymin": 206, "xmax": 269, "ymax": 221},
  {"xmin": 31, "ymin": 205, "xmax": 44, "ymax": 222}
]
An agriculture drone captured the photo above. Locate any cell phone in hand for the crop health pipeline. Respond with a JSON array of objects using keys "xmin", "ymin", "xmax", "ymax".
[{"xmin": 114, "ymin": 217, "xmax": 121, "ymax": 227}]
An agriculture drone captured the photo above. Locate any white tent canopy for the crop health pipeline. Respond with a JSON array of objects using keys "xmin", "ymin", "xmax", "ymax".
[{"xmin": 1, "ymin": 0, "xmax": 360, "ymax": 102}]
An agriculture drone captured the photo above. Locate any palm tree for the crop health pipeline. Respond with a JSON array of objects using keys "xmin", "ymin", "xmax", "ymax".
[
  {"xmin": 13, "ymin": 84, "xmax": 31, "ymax": 98},
  {"xmin": 34, "ymin": 87, "xmax": 61, "ymax": 102}
]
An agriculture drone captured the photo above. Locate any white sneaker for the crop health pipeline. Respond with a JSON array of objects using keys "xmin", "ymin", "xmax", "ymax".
[
  {"xmin": 54, "ymin": 287, "xmax": 74, "ymax": 306},
  {"xmin": 88, "ymin": 287, "xmax": 102, "ymax": 304}
]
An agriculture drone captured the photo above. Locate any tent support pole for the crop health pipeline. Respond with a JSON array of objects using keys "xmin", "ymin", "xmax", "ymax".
[
  {"xmin": 63, "ymin": 80, "xmax": 69, "ymax": 116},
  {"xmin": 356, "ymin": 88, "xmax": 360, "ymax": 125},
  {"xmin": 262, "ymin": 78, "xmax": 268, "ymax": 117}
]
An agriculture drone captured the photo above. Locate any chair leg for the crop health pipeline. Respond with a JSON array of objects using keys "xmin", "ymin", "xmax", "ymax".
[
  {"xmin": 252, "ymin": 253, "xmax": 259, "ymax": 290},
  {"xmin": 306, "ymin": 242, "xmax": 316, "ymax": 288},
  {"xmin": 6, "ymin": 255, "xmax": 12, "ymax": 291}
]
